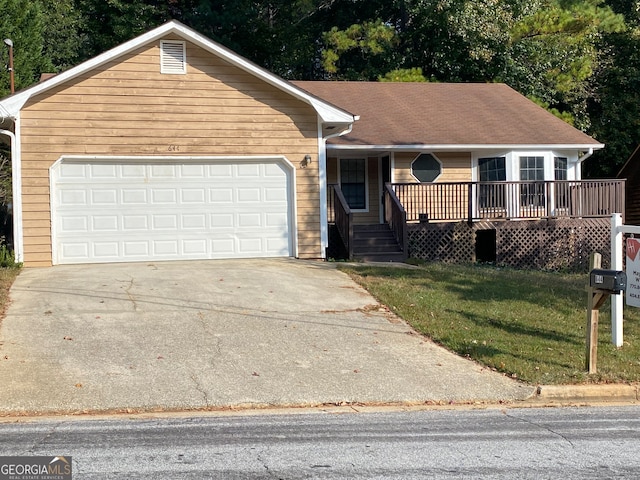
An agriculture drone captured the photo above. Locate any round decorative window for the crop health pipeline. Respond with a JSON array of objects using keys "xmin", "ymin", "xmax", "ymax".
[{"xmin": 411, "ymin": 153, "xmax": 442, "ymax": 182}]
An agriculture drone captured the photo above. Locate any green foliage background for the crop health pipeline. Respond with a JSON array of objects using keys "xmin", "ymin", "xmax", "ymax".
[{"xmin": 0, "ymin": 0, "xmax": 639, "ymax": 178}]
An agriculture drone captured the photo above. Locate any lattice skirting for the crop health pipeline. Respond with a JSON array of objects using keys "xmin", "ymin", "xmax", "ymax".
[{"xmin": 408, "ymin": 218, "xmax": 611, "ymax": 271}]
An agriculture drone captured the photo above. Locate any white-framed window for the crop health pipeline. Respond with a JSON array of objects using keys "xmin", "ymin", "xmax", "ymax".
[
  {"xmin": 338, "ymin": 157, "xmax": 368, "ymax": 211},
  {"xmin": 478, "ymin": 156, "xmax": 506, "ymax": 182},
  {"xmin": 554, "ymin": 156, "xmax": 569, "ymax": 210},
  {"xmin": 519, "ymin": 156, "xmax": 545, "ymax": 207},
  {"xmin": 554, "ymin": 156, "xmax": 568, "ymax": 180},
  {"xmin": 477, "ymin": 156, "xmax": 507, "ymax": 209},
  {"xmin": 160, "ymin": 40, "xmax": 187, "ymax": 74},
  {"xmin": 411, "ymin": 153, "xmax": 442, "ymax": 182}
]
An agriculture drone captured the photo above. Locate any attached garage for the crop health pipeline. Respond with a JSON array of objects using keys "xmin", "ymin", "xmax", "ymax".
[
  {"xmin": 50, "ymin": 157, "xmax": 296, "ymax": 264},
  {"xmin": 0, "ymin": 21, "xmax": 355, "ymax": 266}
]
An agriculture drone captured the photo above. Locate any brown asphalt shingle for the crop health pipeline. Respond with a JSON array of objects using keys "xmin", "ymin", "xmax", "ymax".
[{"xmin": 292, "ymin": 81, "xmax": 601, "ymax": 147}]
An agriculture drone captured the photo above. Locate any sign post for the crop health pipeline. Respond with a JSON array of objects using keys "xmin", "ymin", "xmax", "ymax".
[
  {"xmin": 586, "ymin": 254, "xmax": 627, "ymax": 373},
  {"xmin": 611, "ymin": 213, "xmax": 624, "ymax": 347},
  {"xmin": 586, "ymin": 253, "xmax": 604, "ymax": 374}
]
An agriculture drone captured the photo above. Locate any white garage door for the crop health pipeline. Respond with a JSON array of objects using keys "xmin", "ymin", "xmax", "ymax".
[{"xmin": 51, "ymin": 158, "xmax": 294, "ymax": 264}]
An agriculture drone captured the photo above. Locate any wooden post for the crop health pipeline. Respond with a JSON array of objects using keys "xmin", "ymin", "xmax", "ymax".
[{"xmin": 586, "ymin": 253, "xmax": 609, "ymax": 374}]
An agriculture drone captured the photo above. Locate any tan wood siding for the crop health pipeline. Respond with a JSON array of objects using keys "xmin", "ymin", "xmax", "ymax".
[
  {"xmin": 392, "ymin": 152, "xmax": 472, "ymax": 223},
  {"xmin": 394, "ymin": 152, "xmax": 472, "ymax": 183},
  {"xmin": 19, "ymin": 38, "xmax": 322, "ymax": 265},
  {"xmin": 435, "ymin": 152, "xmax": 472, "ymax": 182}
]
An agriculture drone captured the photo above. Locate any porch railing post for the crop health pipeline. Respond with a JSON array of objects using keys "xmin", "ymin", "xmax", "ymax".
[
  {"xmin": 467, "ymin": 183, "xmax": 473, "ymax": 223},
  {"xmin": 386, "ymin": 179, "xmax": 624, "ymax": 222},
  {"xmin": 329, "ymin": 184, "xmax": 353, "ymax": 260}
]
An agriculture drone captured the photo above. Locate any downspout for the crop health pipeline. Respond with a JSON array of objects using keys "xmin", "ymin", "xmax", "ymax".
[
  {"xmin": 0, "ymin": 115, "xmax": 23, "ymax": 263},
  {"xmin": 318, "ymin": 122, "xmax": 354, "ymax": 258},
  {"xmin": 576, "ymin": 148, "xmax": 594, "ymax": 181}
]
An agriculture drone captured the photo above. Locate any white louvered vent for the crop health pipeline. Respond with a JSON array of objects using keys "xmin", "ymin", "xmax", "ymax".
[{"xmin": 160, "ymin": 41, "xmax": 186, "ymax": 74}]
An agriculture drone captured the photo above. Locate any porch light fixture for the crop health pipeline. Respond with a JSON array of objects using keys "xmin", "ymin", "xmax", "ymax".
[{"xmin": 3, "ymin": 38, "xmax": 14, "ymax": 94}]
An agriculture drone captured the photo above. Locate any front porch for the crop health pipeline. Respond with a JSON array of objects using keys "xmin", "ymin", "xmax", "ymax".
[{"xmin": 328, "ymin": 179, "xmax": 624, "ymax": 270}]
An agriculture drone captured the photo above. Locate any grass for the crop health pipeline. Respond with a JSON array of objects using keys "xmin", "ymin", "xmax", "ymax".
[
  {"xmin": 0, "ymin": 266, "xmax": 20, "ymax": 321},
  {"xmin": 339, "ymin": 262, "xmax": 640, "ymax": 385}
]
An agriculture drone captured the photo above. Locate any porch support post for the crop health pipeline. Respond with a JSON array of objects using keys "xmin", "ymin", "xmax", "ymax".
[{"xmin": 611, "ymin": 212, "xmax": 624, "ymax": 347}]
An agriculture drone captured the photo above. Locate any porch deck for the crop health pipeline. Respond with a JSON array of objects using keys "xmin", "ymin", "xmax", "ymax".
[
  {"xmin": 328, "ymin": 180, "xmax": 625, "ymax": 266},
  {"xmin": 391, "ymin": 180, "xmax": 625, "ymax": 223}
]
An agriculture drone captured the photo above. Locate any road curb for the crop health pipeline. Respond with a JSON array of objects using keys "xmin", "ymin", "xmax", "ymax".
[{"xmin": 534, "ymin": 384, "xmax": 639, "ymax": 404}]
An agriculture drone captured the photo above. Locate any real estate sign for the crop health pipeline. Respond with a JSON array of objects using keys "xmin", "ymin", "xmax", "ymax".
[{"xmin": 626, "ymin": 238, "xmax": 640, "ymax": 308}]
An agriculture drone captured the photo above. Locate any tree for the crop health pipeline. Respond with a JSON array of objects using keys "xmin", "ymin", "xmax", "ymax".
[
  {"xmin": 379, "ymin": 67, "xmax": 427, "ymax": 82},
  {"xmin": 73, "ymin": 0, "xmax": 177, "ymax": 61},
  {"xmin": 41, "ymin": 0, "xmax": 84, "ymax": 72},
  {"xmin": 586, "ymin": 0, "xmax": 640, "ymax": 177},
  {"xmin": 400, "ymin": 0, "xmax": 516, "ymax": 82},
  {"xmin": 503, "ymin": 0, "xmax": 625, "ymax": 131},
  {"xmin": 0, "ymin": 0, "xmax": 53, "ymax": 97},
  {"xmin": 321, "ymin": 20, "xmax": 397, "ymax": 80}
]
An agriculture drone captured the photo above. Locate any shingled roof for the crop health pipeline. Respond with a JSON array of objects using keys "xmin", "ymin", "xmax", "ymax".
[{"xmin": 292, "ymin": 81, "xmax": 602, "ymax": 149}]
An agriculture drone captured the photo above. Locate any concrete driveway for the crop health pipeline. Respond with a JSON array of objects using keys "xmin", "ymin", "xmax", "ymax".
[{"xmin": 0, "ymin": 259, "xmax": 534, "ymax": 414}]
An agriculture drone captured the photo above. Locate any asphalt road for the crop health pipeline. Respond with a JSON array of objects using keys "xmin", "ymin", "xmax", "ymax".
[{"xmin": 1, "ymin": 406, "xmax": 639, "ymax": 479}]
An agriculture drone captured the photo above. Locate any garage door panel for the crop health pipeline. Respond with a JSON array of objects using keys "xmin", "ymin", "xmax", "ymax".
[
  {"xmin": 122, "ymin": 189, "xmax": 147, "ymax": 204},
  {"xmin": 59, "ymin": 163, "xmax": 86, "ymax": 178},
  {"xmin": 52, "ymin": 159, "xmax": 293, "ymax": 264},
  {"xmin": 91, "ymin": 216, "xmax": 115, "ymax": 231},
  {"xmin": 91, "ymin": 164, "xmax": 117, "ymax": 178},
  {"xmin": 94, "ymin": 242, "xmax": 118, "ymax": 258},
  {"xmin": 122, "ymin": 164, "xmax": 146, "ymax": 178}
]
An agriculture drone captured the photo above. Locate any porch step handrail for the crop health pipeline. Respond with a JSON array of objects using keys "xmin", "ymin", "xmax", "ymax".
[
  {"xmin": 384, "ymin": 183, "xmax": 408, "ymax": 260},
  {"xmin": 329, "ymin": 184, "xmax": 353, "ymax": 260},
  {"xmin": 391, "ymin": 179, "xmax": 625, "ymax": 222}
]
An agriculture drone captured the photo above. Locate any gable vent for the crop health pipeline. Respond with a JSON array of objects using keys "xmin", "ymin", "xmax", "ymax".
[{"xmin": 160, "ymin": 41, "xmax": 186, "ymax": 74}]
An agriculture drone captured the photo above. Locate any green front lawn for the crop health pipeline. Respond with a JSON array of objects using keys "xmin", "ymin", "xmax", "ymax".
[
  {"xmin": 0, "ymin": 266, "xmax": 20, "ymax": 320},
  {"xmin": 339, "ymin": 262, "xmax": 640, "ymax": 385}
]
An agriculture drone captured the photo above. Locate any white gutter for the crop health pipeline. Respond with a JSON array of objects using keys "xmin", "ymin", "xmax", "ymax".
[
  {"xmin": 328, "ymin": 143, "xmax": 605, "ymax": 152},
  {"xmin": 0, "ymin": 123, "xmax": 22, "ymax": 263},
  {"xmin": 578, "ymin": 148, "xmax": 594, "ymax": 163},
  {"xmin": 575, "ymin": 148, "xmax": 594, "ymax": 181}
]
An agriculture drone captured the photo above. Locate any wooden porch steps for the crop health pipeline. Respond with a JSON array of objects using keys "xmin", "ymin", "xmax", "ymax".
[{"xmin": 352, "ymin": 224, "xmax": 405, "ymax": 262}]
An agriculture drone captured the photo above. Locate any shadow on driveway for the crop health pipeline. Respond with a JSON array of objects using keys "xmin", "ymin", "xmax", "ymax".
[{"xmin": 0, "ymin": 259, "xmax": 535, "ymax": 415}]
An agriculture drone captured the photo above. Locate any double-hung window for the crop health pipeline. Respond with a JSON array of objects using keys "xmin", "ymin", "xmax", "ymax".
[{"xmin": 519, "ymin": 156, "xmax": 545, "ymax": 207}]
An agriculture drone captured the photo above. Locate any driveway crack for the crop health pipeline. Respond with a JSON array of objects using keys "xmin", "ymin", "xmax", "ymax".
[
  {"xmin": 189, "ymin": 373, "xmax": 210, "ymax": 406},
  {"xmin": 118, "ymin": 276, "xmax": 138, "ymax": 312},
  {"xmin": 196, "ymin": 312, "xmax": 222, "ymax": 370}
]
